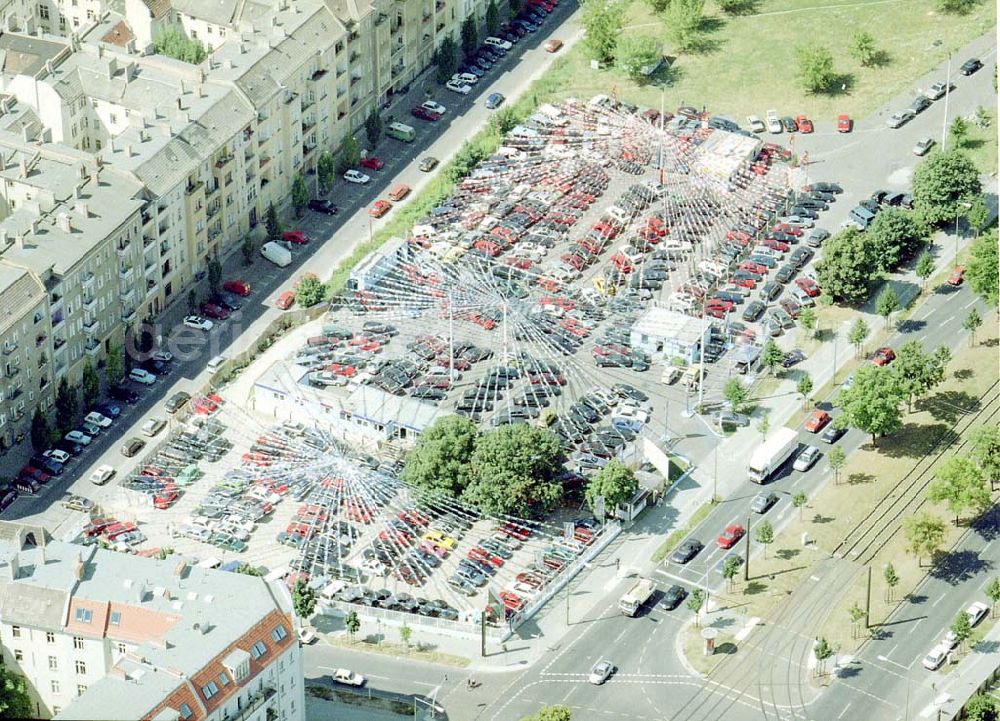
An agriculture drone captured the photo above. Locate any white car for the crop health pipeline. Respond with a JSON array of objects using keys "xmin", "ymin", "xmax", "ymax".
[
  {"xmin": 793, "ymin": 445, "xmax": 821, "ymax": 472},
  {"xmin": 84, "ymin": 411, "xmax": 112, "ymax": 429},
  {"xmin": 141, "ymin": 418, "xmax": 166, "ymax": 437},
  {"xmin": 89, "ymin": 464, "xmax": 116, "ymax": 485},
  {"xmin": 765, "ymin": 110, "xmax": 781, "ymax": 133},
  {"xmin": 343, "ymin": 169, "xmax": 370, "ymax": 184},
  {"xmin": 422, "ymin": 100, "xmax": 447, "ymax": 115},
  {"xmin": 183, "ymin": 315, "xmax": 214, "ymax": 331},
  {"xmin": 485, "ymin": 35, "xmax": 513, "ymax": 51},
  {"xmin": 298, "ymin": 627, "xmax": 318, "ymax": 644},
  {"xmin": 65, "ymin": 430, "xmax": 92, "ymax": 446},
  {"xmin": 152, "ymin": 350, "xmax": 173, "ymax": 363},
  {"xmin": 445, "ymin": 79, "xmax": 471, "ymax": 95},
  {"xmin": 746, "ymin": 115, "xmax": 765, "ymax": 133},
  {"xmin": 43, "ymin": 449, "xmax": 71, "ymax": 464},
  {"xmin": 886, "ymin": 109, "xmax": 915, "ymax": 129},
  {"xmin": 922, "ymin": 643, "xmax": 949, "ymax": 670},
  {"xmin": 333, "ymin": 669, "xmax": 365, "ymax": 686},
  {"xmin": 588, "ymin": 659, "xmax": 614, "ymax": 685},
  {"xmin": 452, "ymin": 72, "xmax": 478, "ymax": 85},
  {"xmin": 913, "ymin": 137, "xmax": 935, "ymax": 156},
  {"xmin": 779, "ymin": 215, "xmax": 815, "ymax": 228},
  {"xmin": 965, "ymin": 601, "xmax": 989, "ymax": 628},
  {"xmin": 129, "ymin": 368, "xmax": 157, "ymax": 385},
  {"xmin": 613, "ymin": 407, "xmax": 648, "ymax": 425}
]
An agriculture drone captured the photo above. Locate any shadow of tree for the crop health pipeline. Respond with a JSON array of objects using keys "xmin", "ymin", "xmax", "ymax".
[
  {"xmin": 811, "ymin": 514, "xmax": 835, "ymax": 524},
  {"xmin": 698, "ymin": 15, "xmax": 726, "ymax": 33},
  {"xmin": 906, "ymin": 594, "xmax": 928, "ymax": 605},
  {"xmin": 685, "ymin": 34, "xmax": 724, "ymax": 55},
  {"xmin": 929, "ymin": 549, "xmax": 993, "ymax": 586},
  {"xmin": 953, "ymin": 368, "xmax": 974, "ymax": 380},
  {"xmin": 895, "ymin": 318, "xmax": 927, "ymax": 334},
  {"xmin": 836, "ymin": 665, "xmax": 863, "ymax": 679},
  {"xmin": 710, "ymin": 616, "xmax": 736, "ymax": 629},
  {"xmin": 715, "ymin": 641, "xmax": 739, "ymax": 655},
  {"xmin": 744, "ymin": 580, "xmax": 768, "ymax": 595},
  {"xmin": 775, "ymin": 548, "xmax": 800, "ymax": 561},
  {"xmin": 981, "ymin": 337, "xmax": 998, "ymax": 347},
  {"xmin": 818, "ymin": 73, "xmax": 856, "ymax": 96},
  {"xmin": 867, "ymin": 50, "xmax": 892, "ymax": 68},
  {"xmin": 846, "ymin": 472, "xmax": 875, "ymax": 486},
  {"xmin": 642, "ymin": 58, "xmax": 685, "ymax": 88},
  {"xmin": 916, "ymin": 390, "xmax": 979, "ymax": 424},
  {"xmin": 878, "ymin": 423, "xmax": 953, "ymax": 459},
  {"xmin": 962, "ymin": 138, "xmax": 986, "ymax": 151},
  {"xmin": 719, "ymin": 0, "xmax": 761, "ymax": 15},
  {"xmin": 971, "ymin": 506, "xmax": 1000, "ymax": 541}
]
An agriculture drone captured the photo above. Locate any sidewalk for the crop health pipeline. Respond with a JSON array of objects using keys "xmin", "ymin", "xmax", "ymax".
[{"xmin": 910, "ymin": 622, "xmax": 1000, "ymax": 719}]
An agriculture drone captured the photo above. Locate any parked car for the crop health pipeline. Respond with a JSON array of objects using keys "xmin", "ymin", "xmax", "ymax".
[
  {"xmin": 804, "ymin": 410, "xmax": 831, "ymax": 433},
  {"xmin": 129, "ymin": 368, "xmax": 157, "ymax": 385},
  {"xmin": 544, "ymin": 38, "xmax": 563, "ymax": 52},
  {"xmin": 670, "ymin": 538, "xmax": 703, "ymax": 564},
  {"xmin": 959, "ymin": 58, "xmax": 982, "ymax": 75},
  {"xmin": 308, "ymin": 198, "xmax": 338, "ymax": 215},
  {"xmin": 793, "ymin": 445, "xmax": 821, "ymax": 471},
  {"xmin": 913, "ymin": 137, "xmax": 935, "ymax": 156},
  {"xmin": 121, "ymin": 437, "xmax": 146, "ymax": 457},
  {"xmin": 751, "ymin": 492, "xmax": 779, "ymax": 514},
  {"xmin": 183, "ymin": 315, "xmax": 214, "ymax": 331},
  {"xmin": 343, "ymin": 169, "xmax": 370, "ymax": 184},
  {"xmin": 836, "ymin": 114, "xmax": 852, "ymax": 133},
  {"xmin": 485, "ymin": 92, "xmax": 506, "ymax": 109},
  {"xmin": 360, "ymin": 156, "xmax": 385, "ymax": 170},
  {"xmin": 223, "ymin": 279, "xmax": 251, "ymax": 296}
]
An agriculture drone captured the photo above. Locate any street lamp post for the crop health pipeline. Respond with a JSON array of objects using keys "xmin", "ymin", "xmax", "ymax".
[
  {"xmin": 941, "ymin": 52, "xmax": 953, "ymax": 150},
  {"xmin": 954, "ymin": 201, "xmax": 972, "ymax": 265}
]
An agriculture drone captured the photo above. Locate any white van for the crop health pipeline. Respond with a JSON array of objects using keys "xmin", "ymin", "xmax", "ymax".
[
  {"xmin": 606, "ymin": 205, "xmax": 631, "ymax": 224},
  {"xmin": 207, "ymin": 355, "xmax": 227, "ymax": 373},
  {"xmin": 196, "ymin": 557, "xmax": 223, "ymax": 569},
  {"xmin": 261, "ymin": 241, "xmax": 292, "ymax": 267},
  {"xmin": 484, "ymin": 36, "xmax": 512, "ymax": 51},
  {"xmin": 321, "ymin": 581, "xmax": 346, "ymax": 601}
]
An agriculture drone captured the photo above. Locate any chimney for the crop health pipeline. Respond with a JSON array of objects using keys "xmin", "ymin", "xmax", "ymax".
[
  {"xmin": 76, "ymin": 201, "xmax": 90, "ymax": 218},
  {"xmin": 78, "ymin": 163, "xmax": 87, "ymax": 180},
  {"xmin": 44, "ymin": 59, "xmax": 53, "ymax": 75},
  {"xmin": 18, "ymin": 159, "xmax": 26, "ymax": 177},
  {"xmin": 74, "ymin": 552, "xmax": 85, "ymax": 580},
  {"xmin": 97, "ymin": 45, "xmax": 104, "ymax": 59},
  {"xmin": 30, "ymin": 218, "xmax": 39, "ymax": 235},
  {"xmin": 38, "ymin": 546, "xmax": 46, "ymax": 564},
  {"xmin": 58, "ymin": 213, "xmax": 71, "ymax": 233},
  {"xmin": 175, "ymin": 97, "xmax": 182, "ymax": 110},
  {"xmin": 74, "ymin": 183, "xmax": 83, "ymax": 198},
  {"xmin": 8, "ymin": 553, "xmax": 18, "ymax": 580},
  {"xmin": 124, "ymin": 143, "xmax": 133, "ymax": 157},
  {"xmin": 106, "ymin": 58, "xmax": 117, "ymax": 80},
  {"xmin": 135, "ymin": 581, "xmax": 146, "ymax": 603},
  {"xmin": 173, "ymin": 560, "xmax": 188, "ymax": 578},
  {"xmin": 239, "ymin": 42, "xmax": 247, "ymax": 54},
  {"xmin": 223, "ymin": 59, "xmax": 233, "ymax": 70},
  {"xmin": 139, "ymin": 129, "xmax": 148, "ymax": 143},
  {"xmin": 0, "ymin": 229, "xmax": 7, "ymax": 246},
  {"xmin": 196, "ymin": 84, "xmax": 204, "ymax": 98},
  {"xmin": 179, "ymin": 79, "xmax": 185, "ymax": 95},
  {"xmin": 20, "ymin": 124, "xmax": 30, "ymax": 142}
]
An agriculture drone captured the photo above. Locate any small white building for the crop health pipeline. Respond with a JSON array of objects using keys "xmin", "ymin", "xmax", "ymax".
[
  {"xmin": 630, "ymin": 308, "xmax": 712, "ymax": 364},
  {"xmin": 347, "ymin": 236, "xmax": 411, "ymax": 292}
]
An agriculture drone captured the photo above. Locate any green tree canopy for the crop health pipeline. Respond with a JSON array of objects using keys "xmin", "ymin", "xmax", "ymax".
[
  {"xmin": 834, "ymin": 365, "xmax": 903, "ymax": 446},
  {"xmin": 827, "ymin": 444, "xmax": 846, "ymax": 483},
  {"xmin": 401, "ymin": 415, "xmax": 480, "ymax": 497},
  {"xmin": 663, "ymin": 0, "xmax": 706, "ymax": 52},
  {"xmin": 903, "ymin": 512, "xmax": 946, "ymax": 565},
  {"xmin": 581, "ymin": 0, "xmax": 625, "ymax": 64},
  {"xmin": 796, "ymin": 43, "xmax": 837, "ymax": 93},
  {"xmin": 81, "ymin": 358, "xmax": 100, "ymax": 409},
  {"xmin": 816, "ymin": 227, "xmax": 876, "ymax": 304},
  {"xmin": 291, "ymin": 174, "xmax": 309, "ymax": 217},
  {"xmin": 461, "ymin": 16, "xmax": 479, "ymax": 58},
  {"xmin": 235, "ymin": 563, "xmax": 262, "ymax": 576},
  {"xmin": 207, "ymin": 256, "xmax": 223, "ymax": 296},
  {"xmin": 0, "ymin": 668, "xmax": 33, "ymax": 719},
  {"xmin": 754, "ymin": 520, "xmax": 774, "ymax": 557},
  {"xmin": 464, "ymin": 425, "xmax": 565, "ymax": 517},
  {"xmin": 936, "ymin": 0, "xmax": 981, "ymax": 14},
  {"xmin": 486, "ymin": 0, "xmax": 501, "ymax": 34},
  {"xmin": 365, "ymin": 109, "xmax": 383, "ymax": 147},
  {"xmin": 761, "ymin": 339, "xmax": 784, "ymax": 375},
  {"xmin": 585, "ymin": 460, "xmax": 638, "ymax": 513},
  {"xmin": 291, "ymin": 579, "xmax": 317, "ymax": 619},
  {"xmin": 153, "ymin": 27, "xmax": 207, "ymax": 64},
  {"xmin": 928, "ymin": 455, "xmax": 991, "ymax": 523},
  {"xmin": 964, "ymin": 692, "xmax": 998, "ymax": 721},
  {"xmin": 338, "ymin": 134, "xmax": 361, "ymax": 174},
  {"xmin": 867, "ymin": 209, "xmax": 926, "ymax": 272},
  {"xmin": 265, "ymin": 203, "xmax": 282, "ymax": 240},
  {"xmin": 969, "ymin": 425, "xmax": 1000, "ymax": 488},
  {"xmin": 520, "ymin": 705, "xmax": 573, "ymax": 721},
  {"xmin": 848, "ymin": 317, "xmax": 870, "ymax": 355},
  {"xmin": 434, "ymin": 34, "xmax": 459, "ymax": 83},
  {"xmin": 30, "ymin": 407, "xmax": 50, "ymax": 452},
  {"xmin": 912, "ymin": 149, "xmax": 982, "ymax": 225},
  {"xmin": 967, "ymin": 230, "xmax": 999, "ymax": 305},
  {"xmin": 345, "ymin": 610, "xmax": 361, "ymax": 641},
  {"xmin": 722, "ymin": 377, "xmax": 749, "ymax": 412},
  {"xmin": 875, "ymin": 286, "xmax": 899, "ymax": 327},
  {"xmin": 915, "ymin": 250, "xmax": 935, "ymax": 288},
  {"xmin": 317, "ymin": 151, "xmax": 335, "ymax": 193},
  {"xmin": 891, "ymin": 340, "xmax": 950, "ymax": 410},
  {"xmin": 55, "ymin": 376, "xmax": 78, "ymax": 433},
  {"xmin": 849, "ymin": 30, "xmax": 879, "ymax": 67},
  {"xmin": 616, "ymin": 34, "xmax": 662, "ymax": 80}
]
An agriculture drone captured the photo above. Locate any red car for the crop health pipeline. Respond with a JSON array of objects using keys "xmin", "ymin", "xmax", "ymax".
[
  {"xmin": 153, "ymin": 492, "xmax": 178, "ymax": 510},
  {"xmin": 360, "ymin": 156, "xmax": 385, "ymax": 170},
  {"xmin": 282, "ymin": 230, "xmax": 309, "ymax": 245},
  {"xmin": 369, "ymin": 200, "xmax": 392, "ymax": 218},
  {"xmin": 468, "ymin": 547, "xmax": 504, "ymax": 568},
  {"xmin": 947, "ymin": 266, "xmax": 965, "ymax": 286},
  {"xmin": 761, "ymin": 238, "xmax": 790, "ymax": 252},
  {"xmin": 804, "ymin": 410, "xmax": 831, "ymax": 433},
  {"xmin": 739, "ymin": 261, "xmax": 767, "ymax": 275},
  {"xmin": 837, "ymin": 114, "xmax": 852, "ymax": 133},
  {"xmin": 200, "ymin": 302, "xmax": 229, "ymax": 320},
  {"xmin": 505, "ymin": 256, "xmax": 533, "ymax": 270},
  {"xmin": 794, "ymin": 277, "xmax": 821, "ymax": 297},
  {"xmin": 795, "ymin": 115, "xmax": 814, "ymax": 133},
  {"xmin": 872, "ymin": 347, "xmax": 896, "ymax": 366},
  {"xmin": 531, "ymin": 372, "xmax": 565, "ymax": 386},
  {"xmin": 410, "ymin": 106, "xmax": 440, "ymax": 122},
  {"xmin": 192, "ymin": 396, "xmax": 219, "ymax": 415},
  {"xmin": 223, "ymin": 279, "xmax": 251, "ymax": 296},
  {"xmin": 716, "ymin": 523, "xmax": 745, "ymax": 549},
  {"xmin": 499, "ymin": 591, "xmax": 525, "ymax": 612},
  {"xmin": 516, "ymin": 572, "xmax": 544, "ymax": 589},
  {"xmin": 771, "ymin": 223, "xmax": 803, "ymax": 236},
  {"xmin": 500, "ymin": 522, "xmax": 531, "ymax": 541}
]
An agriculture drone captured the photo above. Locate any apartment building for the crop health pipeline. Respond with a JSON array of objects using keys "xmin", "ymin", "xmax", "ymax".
[{"xmin": 0, "ymin": 521, "xmax": 303, "ymax": 721}]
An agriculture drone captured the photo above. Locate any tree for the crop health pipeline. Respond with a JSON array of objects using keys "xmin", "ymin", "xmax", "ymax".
[
  {"xmin": 520, "ymin": 706, "xmax": 573, "ymax": 721},
  {"xmin": 722, "ymin": 555, "xmax": 741, "ymax": 590},
  {"xmin": 399, "ymin": 623, "xmax": 412, "ymax": 650},
  {"xmin": 616, "ymin": 34, "xmax": 661, "ymax": 81},
  {"xmin": 464, "ymin": 425, "xmax": 564, "ymax": 517},
  {"xmin": 828, "ymin": 445, "xmax": 846, "ymax": 485},
  {"xmin": 235, "ymin": 563, "xmax": 261, "ymax": 576},
  {"xmin": 265, "ymin": 203, "xmax": 282, "ymax": 241},
  {"xmin": 291, "ymin": 579, "xmax": 317, "ymax": 619},
  {"xmin": 798, "ymin": 307, "xmax": 817, "ymax": 338},
  {"xmin": 891, "ymin": 340, "xmax": 950, "ymax": 411},
  {"xmin": 30, "ymin": 407, "xmax": 50, "ymax": 452},
  {"xmin": 849, "ymin": 30, "xmax": 879, "ymax": 67},
  {"xmin": 835, "ymin": 365, "xmax": 904, "ymax": 445},
  {"xmin": 817, "ymin": 228, "xmax": 876, "ymax": 304},
  {"xmin": 186, "ymin": 289, "xmax": 198, "ymax": 314},
  {"xmin": 291, "ymin": 174, "xmax": 309, "ymax": 218},
  {"xmin": 337, "ymin": 134, "xmax": 361, "ymax": 174},
  {"xmin": 345, "ymin": 610, "xmax": 361, "ymax": 642},
  {"xmin": 486, "ymin": 0, "xmax": 501, "ymax": 35},
  {"xmin": 104, "ymin": 341, "xmax": 123, "ymax": 384},
  {"xmin": 965, "ymin": 195, "xmax": 990, "ymax": 236},
  {"xmin": 967, "ymin": 231, "xmax": 999, "ymax": 306},
  {"xmin": 722, "ymin": 378, "xmax": 748, "ymax": 413},
  {"xmin": 585, "ymin": 460, "xmax": 638, "ymax": 513},
  {"xmin": 965, "ymin": 693, "xmax": 999, "ymax": 721},
  {"xmin": 686, "ymin": 588, "xmax": 705, "ymax": 627},
  {"xmin": 365, "ymin": 109, "xmax": 382, "ymax": 147},
  {"xmin": 81, "ymin": 358, "xmax": 100, "ymax": 409},
  {"xmin": 490, "ymin": 106, "xmax": 521, "ymax": 136},
  {"xmin": 928, "ymin": 456, "xmax": 991, "ymax": 523},
  {"xmin": 969, "ymin": 426, "xmax": 1000, "ymax": 490},
  {"xmin": 460, "ymin": 16, "xmax": 479, "ymax": 59},
  {"xmin": 813, "ymin": 637, "xmax": 834, "ymax": 676},
  {"xmin": 434, "ymin": 34, "xmax": 459, "ymax": 83},
  {"xmin": 207, "ymin": 256, "xmax": 223, "ymax": 296},
  {"xmin": 936, "ymin": 0, "xmax": 981, "ymax": 13},
  {"xmin": 848, "ymin": 317, "xmax": 870, "ymax": 356},
  {"xmin": 915, "ymin": 250, "xmax": 934, "ymax": 289},
  {"xmin": 509, "ymin": 0, "xmax": 523, "ymax": 17},
  {"xmin": 950, "ymin": 609, "xmax": 973, "ymax": 651},
  {"xmin": 986, "ymin": 577, "xmax": 1000, "ymax": 618},
  {"xmin": 317, "ymin": 151, "xmax": 335, "ymax": 193},
  {"xmin": 401, "ymin": 416, "xmax": 479, "ymax": 497},
  {"xmin": 754, "ymin": 520, "xmax": 774, "ymax": 558},
  {"xmin": 663, "ymin": 0, "xmax": 706, "ymax": 52},
  {"xmin": 757, "ymin": 416, "xmax": 770, "ymax": 440},
  {"xmin": 796, "ymin": 374, "xmax": 814, "ymax": 408},
  {"xmin": 0, "ymin": 668, "xmax": 34, "ymax": 719},
  {"xmin": 447, "ymin": 140, "xmax": 490, "ymax": 183},
  {"xmin": 848, "ymin": 602, "xmax": 866, "ymax": 638},
  {"xmin": 792, "ymin": 491, "xmax": 807, "ymax": 520},
  {"xmin": 796, "ymin": 43, "xmax": 837, "ymax": 94},
  {"xmin": 903, "ymin": 512, "xmax": 946, "ymax": 566},
  {"xmin": 760, "ymin": 339, "xmax": 783, "ymax": 376},
  {"xmin": 54, "ymin": 376, "xmax": 78, "ymax": 433},
  {"xmin": 152, "ymin": 26, "xmax": 206, "ymax": 64},
  {"xmin": 294, "ymin": 273, "xmax": 325, "ymax": 308},
  {"xmin": 963, "ymin": 306, "xmax": 983, "ymax": 346},
  {"xmin": 912, "ymin": 149, "xmax": 982, "ymax": 225},
  {"xmin": 717, "ymin": 0, "xmax": 752, "ymax": 12},
  {"xmin": 950, "ymin": 115, "xmax": 970, "ymax": 149},
  {"xmin": 581, "ymin": 0, "xmax": 624, "ymax": 64},
  {"xmin": 883, "ymin": 563, "xmax": 899, "ymax": 603},
  {"xmin": 241, "ymin": 235, "xmax": 255, "ymax": 266},
  {"xmin": 867, "ymin": 209, "xmax": 926, "ymax": 272}
]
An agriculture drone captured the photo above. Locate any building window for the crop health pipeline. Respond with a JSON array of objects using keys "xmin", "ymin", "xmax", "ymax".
[
  {"xmin": 51, "ymin": 680, "xmax": 60, "ymax": 694},
  {"xmin": 76, "ymin": 685, "xmax": 86, "ymax": 696},
  {"xmin": 39, "ymin": 6, "xmax": 50, "ymax": 20},
  {"xmin": 109, "ymin": 611, "xmax": 121, "ymax": 626},
  {"xmin": 201, "ymin": 680, "xmax": 218, "ymax": 699},
  {"xmin": 46, "ymin": 632, "xmax": 55, "ymax": 644},
  {"xmin": 179, "ymin": 704, "xmax": 192, "ymax": 720},
  {"xmin": 218, "ymin": 672, "xmax": 229, "ymax": 687},
  {"xmin": 249, "ymin": 640, "xmax": 267, "ymax": 659},
  {"xmin": 10, "ymin": 626, "xmax": 19, "ymax": 638},
  {"xmin": 74, "ymin": 660, "xmax": 86, "ymax": 675},
  {"xmin": 13, "ymin": 650, "xmax": 22, "ymax": 662},
  {"xmin": 48, "ymin": 656, "xmax": 58, "ymax": 671},
  {"xmin": 116, "ymin": 642, "xmax": 126, "ymax": 655},
  {"xmin": 270, "ymin": 625, "xmax": 287, "ymax": 642},
  {"xmin": 73, "ymin": 637, "xmax": 84, "ymax": 650},
  {"xmin": 73, "ymin": 608, "xmax": 92, "ymax": 624}
]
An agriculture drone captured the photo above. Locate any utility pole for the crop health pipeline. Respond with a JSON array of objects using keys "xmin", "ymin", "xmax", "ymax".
[
  {"xmin": 941, "ymin": 53, "xmax": 952, "ymax": 150},
  {"xmin": 448, "ymin": 290, "xmax": 454, "ymax": 380},
  {"xmin": 864, "ymin": 566, "xmax": 872, "ymax": 629},
  {"xmin": 744, "ymin": 515, "xmax": 751, "ymax": 582}
]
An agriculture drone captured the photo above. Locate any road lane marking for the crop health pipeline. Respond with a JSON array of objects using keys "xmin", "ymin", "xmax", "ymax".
[
  {"xmin": 932, "ymin": 595, "xmax": 945, "ymax": 607},
  {"xmin": 964, "ymin": 299, "xmax": 976, "ymax": 309},
  {"xmin": 837, "ymin": 702, "xmax": 853, "ymax": 719}
]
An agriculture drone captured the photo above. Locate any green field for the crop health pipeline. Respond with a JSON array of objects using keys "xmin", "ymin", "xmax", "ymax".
[{"xmin": 545, "ymin": 0, "xmax": 995, "ymax": 120}]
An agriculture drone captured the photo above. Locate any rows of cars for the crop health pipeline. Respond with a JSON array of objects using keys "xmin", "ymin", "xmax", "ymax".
[{"xmin": 887, "ymin": 57, "xmax": 981, "ymax": 130}]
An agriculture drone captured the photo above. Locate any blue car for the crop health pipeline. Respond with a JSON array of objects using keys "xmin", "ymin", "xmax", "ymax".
[
  {"xmin": 611, "ymin": 417, "xmax": 643, "ymax": 433},
  {"xmin": 93, "ymin": 402, "xmax": 122, "ymax": 419},
  {"xmin": 485, "ymin": 92, "xmax": 505, "ymax": 109}
]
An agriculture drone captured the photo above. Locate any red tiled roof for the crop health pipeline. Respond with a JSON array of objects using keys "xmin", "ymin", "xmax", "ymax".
[
  {"xmin": 101, "ymin": 20, "xmax": 135, "ymax": 48},
  {"xmin": 143, "ymin": 0, "xmax": 172, "ymax": 20}
]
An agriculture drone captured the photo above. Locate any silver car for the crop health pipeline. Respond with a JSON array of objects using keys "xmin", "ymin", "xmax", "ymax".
[
  {"xmin": 793, "ymin": 445, "xmax": 821, "ymax": 472},
  {"xmin": 589, "ymin": 659, "xmax": 614, "ymax": 685}
]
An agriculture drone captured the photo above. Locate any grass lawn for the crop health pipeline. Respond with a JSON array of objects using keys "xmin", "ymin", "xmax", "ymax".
[
  {"xmin": 682, "ymin": 622, "xmax": 737, "ymax": 675},
  {"xmin": 957, "ymin": 107, "xmax": 998, "ymax": 175},
  {"xmin": 709, "ymin": 314, "xmax": 999, "ymax": 655},
  {"xmin": 551, "ymin": 0, "xmax": 995, "ymax": 120},
  {"xmin": 651, "ymin": 500, "xmax": 716, "ymax": 562}
]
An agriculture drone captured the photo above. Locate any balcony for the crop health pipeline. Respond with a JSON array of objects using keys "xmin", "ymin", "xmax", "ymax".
[
  {"xmin": 81, "ymin": 272, "xmax": 94, "ymax": 291},
  {"xmin": 146, "ymin": 279, "xmax": 158, "ymax": 297},
  {"xmin": 39, "ymin": 375, "xmax": 48, "ymax": 390},
  {"xmin": 10, "ymin": 406, "xmax": 23, "ymax": 420},
  {"xmin": 83, "ymin": 316, "xmax": 98, "ymax": 332},
  {"xmin": 119, "ymin": 265, "xmax": 132, "ymax": 279},
  {"xmin": 52, "ymin": 337, "xmax": 66, "ymax": 352},
  {"xmin": 1, "ymin": 342, "xmax": 16, "ymax": 356},
  {"xmin": 116, "ymin": 241, "xmax": 131, "ymax": 257},
  {"xmin": 302, "ymin": 94, "xmax": 315, "ymax": 110},
  {"xmin": 422, "ymin": 11, "xmax": 431, "ymax": 22},
  {"xmin": 82, "ymin": 294, "xmax": 96, "ymax": 310},
  {"xmin": 206, "ymin": 182, "xmax": 220, "ymax": 196},
  {"xmin": 35, "ymin": 334, "xmax": 46, "ymax": 348},
  {"xmin": 435, "ymin": 0, "xmax": 445, "ymax": 11},
  {"xmin": 207, "ymin": 203, "xmax": 220, "ymax": 219},
  {"xmin": 259, "ymin": 155, "xmax": 271, "ymax": 170},
  {"xmin": 49, "ymin": 291, "xmax": 62, "ymax": 307},
  {"xmin": 349, "ymin": 51, "xmax": 360, "ymax": 63},
  {"xmin": 85, "ymin": 339, "xmax": 100, "ymax": 357},
  {"xmin": 310, "ymin": 68, "xmax": 328, "ymax": 82},
  {"xmin": 143, "ymin": 235, "xmax": 155, "ymax": 249},
  {"xmin": 141, "ymin": 211, "xmax": 152, "ymax": 225},
  {"xmin": 214, "ymin": 154, "xmax": 234, "ymax": 170},
  {"xmin": 392, "ymin": 41, "xmax": 404, "ymax": 56},
  {"xmin": 231, "ymin": 687, "xmax": 277, "ymax": 721},
  {"xmin": 392, "ymin": 63, "xmax": 405, "ymax": 77},
  {"xmin": 5, "ymin": 366, "xmax": 19, "ymax": 379},
  {"xmin": 121, "ymin": 307, "xmax": 136, "ymax": 324},
  {"xmin": 159, "ymin": 241, "xmax": 170, "ymax": 257},
  {"xmin": 186, "ymin": 180, "xmax": 204, "ymax": 196}
]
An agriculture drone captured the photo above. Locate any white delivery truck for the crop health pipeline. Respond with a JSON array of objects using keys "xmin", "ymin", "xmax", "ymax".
[
  {"xmin": 747, "ymin": 427, "xmax": 799, "ymax": 484},
  {"xmin": 260, "ymin": 241, "xmax": 292, "ymax": 267},
  {"xmin": 619, "ymin": 578, "xmax": 655, "ymax": 616}
]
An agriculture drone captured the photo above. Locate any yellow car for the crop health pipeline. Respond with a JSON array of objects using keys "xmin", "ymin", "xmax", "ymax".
[{"xmin": 421, "ymin": 529, "xmax": 456, "ymax": 549}]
